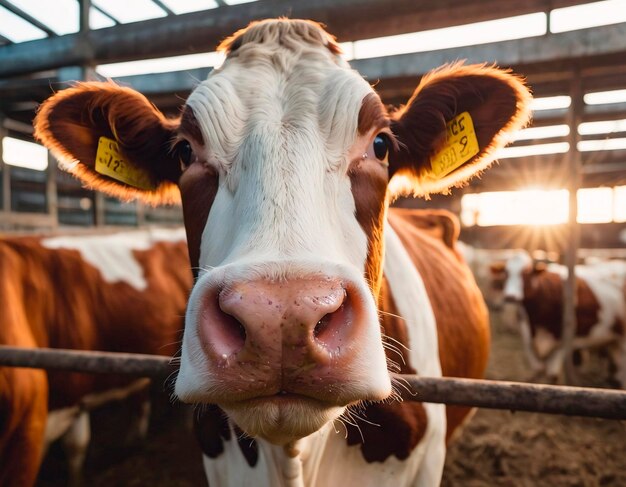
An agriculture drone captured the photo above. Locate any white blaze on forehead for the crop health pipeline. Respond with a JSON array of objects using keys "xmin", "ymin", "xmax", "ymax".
[
  {"xmin": 42, "ymin": 228, "xmax": 186, "ymax": 290},
  {"xmin": 186, "ymin": 36, "xmax": 375, "ymax": 272}
]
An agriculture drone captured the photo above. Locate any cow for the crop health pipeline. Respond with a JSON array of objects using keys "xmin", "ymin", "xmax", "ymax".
[
  {"xmin": 495, "ymin": 250, "xmax": 626, "ymax": 386},
  {"xmin": 34, "ymin": 18, "xmax": 531, "ymax": 486},
  {"xmin": 0, "ymin": 229, "xmax": 192, "ymax": 487}
]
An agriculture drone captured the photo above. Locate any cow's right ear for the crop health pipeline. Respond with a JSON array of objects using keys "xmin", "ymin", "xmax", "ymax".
[
  {"xmin": 34, "ymin": 82, "xmax": 182, "ymax": 205},
  {"xmin": 388, "ymin": 63, "xmax": 531, "ymax": 198}
]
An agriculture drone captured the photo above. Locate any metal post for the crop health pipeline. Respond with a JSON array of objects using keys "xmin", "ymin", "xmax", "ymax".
[
  {"xmin": 0, "ymin": 117, "xmax": 10, "ymax": 213},
  {"xmin": 79, "ymin": 0, "xmax": 96, "ymax": 81},
  {"xmin": 78, "ymin": 0, "xmax": 103, "ymax": 227},
  {"xmin": 46, "ymin": 152, "xmax": 58, "ymax": 229},
  {"xmin": 562, "ymin": 69, "xmax": 583, "ymax": 384}
]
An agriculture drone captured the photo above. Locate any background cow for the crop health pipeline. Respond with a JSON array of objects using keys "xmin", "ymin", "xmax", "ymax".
[
  {"xmin": 494, "ymin": 249, "xmax": 626, "ymax": 386},
  {"xmin": 34, "ymin": 18, "xmax": 530, "ymax": 487},
  {"xmin": 0, "ymin": 229, "xmax": 192, "ymax": 487}
]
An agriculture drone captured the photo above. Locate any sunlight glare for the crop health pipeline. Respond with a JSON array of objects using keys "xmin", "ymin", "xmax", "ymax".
[
  {"xmin": 614, "ymin": 186, "xmax": 626, "ymax": 222},
  {"xmin": 577, "ymin": 187, "xmax": 613, "ymax": 223},
  {"xmin": 462, "ymin": 187, "xmax": 624, "ymax": 226},
  {"xmin": 461, "ymin": 190, "xmax": 569, "ymax": 226}
]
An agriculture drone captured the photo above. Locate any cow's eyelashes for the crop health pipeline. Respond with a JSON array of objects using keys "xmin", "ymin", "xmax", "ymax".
[{"xmin": 176, "ymin": 140, "xmax": 195, "ymax": 170}]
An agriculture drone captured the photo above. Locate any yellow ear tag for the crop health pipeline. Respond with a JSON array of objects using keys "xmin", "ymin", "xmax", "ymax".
[
  {"xmin": 95, "ymin": 136, "xmax": 156, "ymax": 190},
  {"xmin": 429, "ymin": 111, "xmax": 480, "ymax": 179}
]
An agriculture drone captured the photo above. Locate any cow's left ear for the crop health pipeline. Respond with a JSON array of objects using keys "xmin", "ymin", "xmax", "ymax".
[
  {"xmin": 389, "ymin": 63, "xmax": 532, "ymax": 197},
  {"xmin": 34, "ymin": 82, "xmax": 182, "ymax": 205}
]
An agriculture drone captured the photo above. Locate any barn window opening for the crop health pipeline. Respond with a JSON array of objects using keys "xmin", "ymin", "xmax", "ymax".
[
  {"xmin": 578, "ymin": 119, "xmax": 626, "ymax": 135},
  {"xmin": 530, "ymin": 96, "xmax": 572, "ymax": 111},
  {"xmin": 4, "ymin": 0, "xmax": 79, "ymax": 35},
  {"xmin": 350, "ymin": 13, "xmax": 547, "ymax": 60},
  {"xmin": 495, "ymin": 142, "xmax": 570, "ymax": 159},
  {"xmin": 513, "ymin": 125, "xmax": 570, "ymax": 141},
  {"xmin": 157, "ymin": 0, "xmax": 219, "ymax": 15},
  {"xmin": 97, "ymin": 51, "xmax": 225, "ymax": 77},
  {"xmin": 578, "ymin": 138, "xmax": 626, "ymax": 152},
  {"xmin": 0, "ymin": 4, "xmax": 47, "ymax": 42},
  {"xmin": 91, "ymin": 0, "xmax": 167, "ymax": 24},
  {"xmin": 461, "ymin": 187, "xmax": 623, "ymax": 226},
  {"xmin": 584, "ymin": 89, "xmax": 626, "ymax": 105},
  {"xmin": 550, "ymin": 0, "xmax": 626, "ymax": 33},
  {"xmin": 2, "ymin": 137, "xmax": 48, "ymax": 171}
]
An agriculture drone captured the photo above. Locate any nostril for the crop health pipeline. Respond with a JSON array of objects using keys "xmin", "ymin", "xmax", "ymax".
[
  {"xmin": 314, "ymin": 306, "xmax": 342, "ymax": 339},
  {"xmin": 219, "ymin": 309, "xmax": 247, "ymax": 345},
  {"xmin": 200, "ymin": 293, "xmax": 247, "ymax": 358},
  {"xmin": 313, "ymin": 296, "xmax": 352, "ymax": 352}
]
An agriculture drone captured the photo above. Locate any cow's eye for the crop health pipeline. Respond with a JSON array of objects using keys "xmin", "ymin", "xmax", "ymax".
[
  {"xmin": 176, "ymin": 140, "xmax": 195, "ymax": 170},
  {"xmin": 372, "ymin": 133, "xmax": 390, "ymax": 162}
]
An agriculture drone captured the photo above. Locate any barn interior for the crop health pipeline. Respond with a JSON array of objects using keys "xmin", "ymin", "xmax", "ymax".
[{"xmin": 1, "ymin": 1, "xmax": 625, "ymax": 485}]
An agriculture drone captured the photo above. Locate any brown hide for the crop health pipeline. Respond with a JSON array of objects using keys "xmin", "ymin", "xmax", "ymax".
[
  {"xmin": 0, "ymin": 235, "xmax": 192, "ymax": 487},
  {"xmin": 388, "ymin": 208, "xmax": 490, "ymax": 439},
  {"xmin": 522, "ymin": 269, "xmax": 600, "ymax": 339}
]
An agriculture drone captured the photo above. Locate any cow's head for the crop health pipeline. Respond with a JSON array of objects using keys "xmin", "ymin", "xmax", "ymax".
[
  {"xmin": 35, "ymin": 19, "xmax": 530, "ymax": 445},
  {"xmin": 501, "ymin": 250, "xmax": 534, "ymax": 301}
]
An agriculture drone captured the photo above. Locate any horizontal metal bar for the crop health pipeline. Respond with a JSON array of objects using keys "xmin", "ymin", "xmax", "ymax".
[
  {"xmin": 1, "ymin": 346, "xmax": 625, "ymax": 420},
  {"xmin": 0, "ymin": 345, "xmax": 174, "ymax": 377},
  {"xmin": 391, "ymin": 374, "xmax": 626, "ymax": 420}
]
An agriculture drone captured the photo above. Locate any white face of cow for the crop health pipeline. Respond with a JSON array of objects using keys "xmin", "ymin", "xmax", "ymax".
[
  {"xmin": 34, "ymin": 17, "xmax": 531, "ymax": 448},
  {"xmin": 503, "ymin": 250, "xmax": 533, "ymax": 302},
  {"xmin": 174, "ymin": 27, "xmax": 392, "ymax": 443}
]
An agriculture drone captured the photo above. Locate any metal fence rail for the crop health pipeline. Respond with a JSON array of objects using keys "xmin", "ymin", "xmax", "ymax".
[{"xmin": 1, "ymin": 345, "xmax": 625, "ymax": 420}]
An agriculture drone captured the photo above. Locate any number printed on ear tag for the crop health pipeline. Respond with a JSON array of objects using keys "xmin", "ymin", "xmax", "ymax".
[
  {"xmin": 95, "ymin": 136, "xmax": 156, "ymax": 190},
  {"xmin": 429, "ymin": 112, "xmax": 480, "ymax": 179}
]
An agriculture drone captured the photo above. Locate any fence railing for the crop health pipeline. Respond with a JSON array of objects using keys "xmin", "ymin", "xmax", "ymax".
[{"xmin": 1, "ymin": 345, "xmax": 625, "ymax": 420}]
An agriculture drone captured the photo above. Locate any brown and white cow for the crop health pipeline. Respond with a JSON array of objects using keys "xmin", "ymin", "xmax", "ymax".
[
  {"xmin": 34, "ymin": 19, "xmax": 530, "ymax": 486},
  {"xmin": 0, "ymin": 229, "xmax": 191, "ymax": 487},
  {"xmin": 496, "ymin": 250, "xmax": 626, "ymax": 386}
]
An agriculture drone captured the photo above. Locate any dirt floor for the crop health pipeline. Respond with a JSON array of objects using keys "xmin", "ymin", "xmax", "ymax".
[{"xmin": 38, "ymin": 307, "xmax": 626, "ymax": 487}]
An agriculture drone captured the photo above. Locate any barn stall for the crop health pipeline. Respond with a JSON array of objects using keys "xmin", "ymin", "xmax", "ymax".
[{"xmin": 1, "ymin": 0, "xmax": 625, "ymax": 486}]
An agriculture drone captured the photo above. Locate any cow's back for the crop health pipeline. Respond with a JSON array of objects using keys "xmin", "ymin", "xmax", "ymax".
[
  {"xmin": 386, "ymin": 208, "xmax": 490, "ymax": 438},
  {"xmin": 0, "ymin": 230, "xmax": 192, "ymax": 486}
]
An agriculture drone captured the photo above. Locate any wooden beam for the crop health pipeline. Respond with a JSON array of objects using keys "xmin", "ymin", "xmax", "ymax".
[{"xmin": 0, "ymin": 0, "xmax": 598, "ymax": 78}]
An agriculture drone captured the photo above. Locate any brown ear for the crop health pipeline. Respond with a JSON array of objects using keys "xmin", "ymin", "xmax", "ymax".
[
  {"xmin": 34, "ymin": 82, "xmax": 181, "ymax": 205},
  {"xmin": 389, "ymin": 63, "xmax": 531, "ymax": 197}
]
